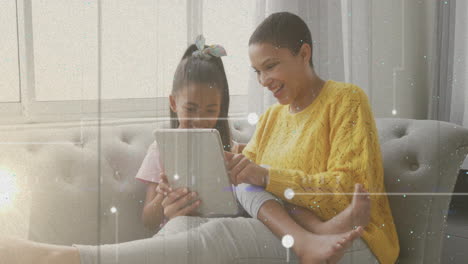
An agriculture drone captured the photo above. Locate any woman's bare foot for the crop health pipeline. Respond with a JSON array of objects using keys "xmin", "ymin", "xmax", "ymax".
[
  {"xmin": 293, "ymin": 227, "xmax": 363, "ymax": 264},
  {"xmin": 314, "ymin": 184, "xmax": 370, "ymax": 235}
]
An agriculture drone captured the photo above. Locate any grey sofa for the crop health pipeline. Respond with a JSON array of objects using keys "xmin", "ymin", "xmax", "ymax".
[{"xmin": 0, "ymin": 118, "xmax": 467, "ymax": 263}]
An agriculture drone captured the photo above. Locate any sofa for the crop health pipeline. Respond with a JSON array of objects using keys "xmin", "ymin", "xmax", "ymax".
[{"xmin": 0, "ymin": 118, "xmax": 467, "ymax": 263}]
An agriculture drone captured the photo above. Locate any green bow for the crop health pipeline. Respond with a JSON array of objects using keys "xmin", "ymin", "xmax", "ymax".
[{"xmin": 192, "ymin": 35, "xmax": 227, "ymax": 59}]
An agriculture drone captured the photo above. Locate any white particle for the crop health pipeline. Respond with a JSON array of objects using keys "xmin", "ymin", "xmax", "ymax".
[
  {"xmin": 392, "ymin": 109, "xmax": 397, "ymax": 115},
  {"xmin": 110, "ymin": 206, "xmax": 117, "ymax": 214},
  {"xmin": 174, "ymin": 174, "xmax": 180, "ymax": 181},
  {"xmin": 281, "ymin": 235, "xmax": 294, "ymax": 248},
  {"xmin": 284, "ymin": 188, "xmax": 295, "ymax": 200},
  {"xmin": 247, "ymin": 113, "xmax": 259, "ymax": 125}
]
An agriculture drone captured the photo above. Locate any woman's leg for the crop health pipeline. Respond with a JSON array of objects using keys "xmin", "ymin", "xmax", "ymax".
[
  {"xmin": 1, "ymin": 215, "xmax": 375, "ymax": 264},
  {"xmin": 285, "ymin": 184, "xmax": 371, "ymax": 235},
  {"xmin": 155, "ymin": 216, "xmax": 210, "ymax": 237},
  {"xmin": 75, "ymin": 217, "xmax": 302, "ymax": 264},
  {"xmin": 1, "ymin": 217, "xmax": 294, "ymax": 264},
  {"xmin": 0, "ymin": 236, "xmax": 80, "ymax": 264},
  {"xmin": 238, "ymin": 183, "xmax": 371, "ymax": 263},
  {"xmin": 0, "ymin": 216, "xmax": 209, "ymax": 264},
  {"xmin": 257, "ymin": 200, "xmax": 363, "ymax": 264}
]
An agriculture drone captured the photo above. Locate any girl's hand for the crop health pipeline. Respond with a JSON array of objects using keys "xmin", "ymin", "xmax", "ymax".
[
  {"xmin": 161, "ymin": 187, "xmax": 201, "ymax": 220},
  {"xmin": 155, "ymin": 173, "xmax": 172, "ymax": 196},
  {"xmin": 157, "ymin": 173, "xmax": 201, "ymax": 220},
  {"xmin": 224, "ymin": 152, "xmax": 269, "ymax": 187}
]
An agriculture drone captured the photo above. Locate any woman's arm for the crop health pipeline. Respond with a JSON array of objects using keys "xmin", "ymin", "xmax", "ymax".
[{"xmin": 231, "ymin": 141, "xmax": 247, "ymax": 154}]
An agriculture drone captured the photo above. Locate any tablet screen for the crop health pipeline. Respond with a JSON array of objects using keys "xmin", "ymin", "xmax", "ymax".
[{"xmin": 154, "ymin": 129, "xmax": 240, "ymax": 217}]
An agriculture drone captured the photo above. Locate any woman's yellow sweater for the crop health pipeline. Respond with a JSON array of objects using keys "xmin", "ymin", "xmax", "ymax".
[{"xmin": 243, "ymin": 80, "xmax": 399, "ymax": 264}]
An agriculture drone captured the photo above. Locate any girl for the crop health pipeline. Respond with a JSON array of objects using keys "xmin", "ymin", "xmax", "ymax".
[{"xmin": 135, "ymin": 35, "xmax": 240, "ymax": 230}]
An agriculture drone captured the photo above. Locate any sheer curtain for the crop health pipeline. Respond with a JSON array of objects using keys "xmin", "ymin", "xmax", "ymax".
[
  {"xmin": 428, "ymin": 0, "xmax": 468, "ymax": 126},
  {"xmin": 450, "ymin": 0, "xmax": 468, "ymax": 126},
  {"xmin": 447, "ymin": 0, "xmax": 468, "ymax": 168},
  {"xmin": 247, "ymin": 0, "xmax": 372, "ymax": 116}
]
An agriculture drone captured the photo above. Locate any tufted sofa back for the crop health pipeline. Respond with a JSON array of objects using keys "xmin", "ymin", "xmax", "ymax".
[
  {"xmin": 375, "ymin": 119, "xmax": 468, "ymax": 263},
  {"xmin": 0, "ymin": 121, "xmax": 169, "ymax": 245},
  {"xmin": 0, "ymin": 118, "xmax": 467, "ymax": 263}
]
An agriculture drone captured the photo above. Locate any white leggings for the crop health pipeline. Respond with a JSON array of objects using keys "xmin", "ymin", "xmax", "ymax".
[{"xmin": 75, "ymin": 216, "xmax": 378, "ymax": 264}]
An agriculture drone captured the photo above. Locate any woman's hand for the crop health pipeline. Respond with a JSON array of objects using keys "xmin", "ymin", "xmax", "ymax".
[
  {"xmin": 156, "ymin": 173, "xmax": 201, "ymax": 220},
  {"xmin": 224, "ymin": 152, "xmax": 269, "ymax": 187},
  {"xmin": 231, "ymin": 141, "xmax": 247, "ymax": 154}
]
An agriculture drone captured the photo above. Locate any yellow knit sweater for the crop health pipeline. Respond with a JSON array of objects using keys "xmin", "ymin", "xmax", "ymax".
[{"xmin": 243, "ymin": 80, "xmax": 399, "ymax": 264}]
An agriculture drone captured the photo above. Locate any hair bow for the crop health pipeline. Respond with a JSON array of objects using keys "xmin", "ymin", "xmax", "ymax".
[{"xmin": 192, "ymin": 35, "xmax": 227, "ymax": 59}]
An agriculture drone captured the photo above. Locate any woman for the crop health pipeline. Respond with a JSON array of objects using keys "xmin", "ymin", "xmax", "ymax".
[
  {"xmin": 0, "ymin": 12, "xmax": 398, "ymax": 264},
  {"xmin": 226, "ymin": 12, "xmax": 399, "ymax": 264}
]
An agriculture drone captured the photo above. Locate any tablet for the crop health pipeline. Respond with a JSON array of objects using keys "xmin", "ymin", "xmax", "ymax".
[{"xmin": 153, "ymin": 129, "xmax": 241, "ymax": 217}]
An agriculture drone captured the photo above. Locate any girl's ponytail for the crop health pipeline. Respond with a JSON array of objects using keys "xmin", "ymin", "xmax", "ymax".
[{"xmin": 170, "ymin": 38, "xmax": 232, "ymax": 151}]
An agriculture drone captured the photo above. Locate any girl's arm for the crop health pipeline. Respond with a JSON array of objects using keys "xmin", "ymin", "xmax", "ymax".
[
  {"xmin": 141, "ymin": 182, "xmax": 165, "ymax": 230},
  {"xmin": 142, "ymin": 173, "xmax": 202, "ymax": 230}
]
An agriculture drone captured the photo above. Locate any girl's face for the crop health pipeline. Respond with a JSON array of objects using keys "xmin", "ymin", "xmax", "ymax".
[
  {"xmin": 170, "ymin": 83, "xmax": 222, "ymax": 129},
  {"xmin": 248, "ymin": 42, "xmax": 311, "ymax": 105}
]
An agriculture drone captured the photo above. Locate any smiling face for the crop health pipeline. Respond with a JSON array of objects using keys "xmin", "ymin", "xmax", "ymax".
[
  {"xmin": 249, "ymin": 42, "xmax": 312, "ymax": 105},
  {"xmin": 170, "ymin": 83, "xmax": 222, "ymax": 129}
]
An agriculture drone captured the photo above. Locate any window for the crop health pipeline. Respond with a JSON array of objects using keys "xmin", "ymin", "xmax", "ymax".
[
  {"xmin": 202, "ymin": 0, "xmax": 255, "ymax": 96},
  {"xmin": 0, "ymin": 0, "xmax": 253, "ymax": 123},
  {"xmin": 32, "ymin": 0, "xmax": 187, "ymax": 101}
]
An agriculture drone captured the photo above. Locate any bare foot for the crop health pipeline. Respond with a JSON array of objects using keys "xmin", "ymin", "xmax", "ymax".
[
  {"xmin": 326, "ymin": 227, "xmax": 364, "ymax": 264},
  {"xmin": 293, "ymin": 227, "xmax": 363, "ymax": 264},
  {"xmin": 315, "ymin": 184, "xmax": 370, "ymax": 235}
]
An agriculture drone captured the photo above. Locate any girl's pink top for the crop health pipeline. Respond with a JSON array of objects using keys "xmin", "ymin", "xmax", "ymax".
[
  {"xmin": 136, "ymin": 141, "xmax": 167, "ymax": 229},
  {"xmin": 135, "ymin": 141, "xmax": 164, "ymax": 184}
]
